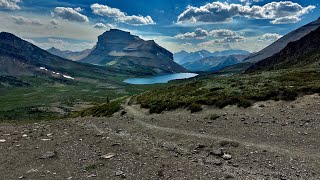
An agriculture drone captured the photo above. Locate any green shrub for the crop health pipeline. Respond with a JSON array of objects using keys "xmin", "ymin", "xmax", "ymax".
[
  {"xmin": 237, "ymin": 99, "xmax": 252, "ymax": 108},
  {"xmin": 209, "ymin": 114, "xmax": 220, "ymax": 120},
  {"xmin": 188, "ymin": 103, "xmax": 203, "ymax": 113},
  {"xmin": 281, "ymin": 89, "xmax": 298, "ymax": 101},
  {"xmin": 77, "ymin": 100, "xmax": 122, "ymax": 117},
  {"xmin": 149, "ymin": 104, "xmax": 166, "ymax": 114}
]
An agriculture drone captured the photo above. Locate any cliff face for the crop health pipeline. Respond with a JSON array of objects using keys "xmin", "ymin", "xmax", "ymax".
[
  {"xmin": 80, "ymin": 29, "xmax": 186, "ymax": 75},
  {"xmin": 246, "ymin": 26, "xmax": 320, "ymax": 73}
]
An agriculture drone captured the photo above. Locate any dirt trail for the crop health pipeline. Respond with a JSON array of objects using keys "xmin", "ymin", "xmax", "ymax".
[{"xmin": 123, "ymin": 98, "xmax": 319, "ymax": 159}]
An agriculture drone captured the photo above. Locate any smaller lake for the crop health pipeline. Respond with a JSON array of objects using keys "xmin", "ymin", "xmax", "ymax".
[{"xmin": 124, "ymin": 73, "xmax": 198, "ymax": 85}]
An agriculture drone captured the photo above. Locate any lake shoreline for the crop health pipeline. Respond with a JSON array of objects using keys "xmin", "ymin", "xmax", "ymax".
[{"xmin": 124, "ymin": 73, "xmax": 198, "ymax": 85}]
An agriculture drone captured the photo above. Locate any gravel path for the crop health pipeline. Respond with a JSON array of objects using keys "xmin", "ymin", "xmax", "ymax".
[{"xmin": 0, "ymin": 94, "xmax": 320, "ymax": 179}]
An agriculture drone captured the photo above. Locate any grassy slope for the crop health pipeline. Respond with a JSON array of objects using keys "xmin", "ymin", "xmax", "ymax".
[
  {"xmin": 0, "ymin": 75, "xmax": 164, "ymax": 121},
  {"xmin": 136, "ymin": 67, "xmax": 320, "ymax": 113}
]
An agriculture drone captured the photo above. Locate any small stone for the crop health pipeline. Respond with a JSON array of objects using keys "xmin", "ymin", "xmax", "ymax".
[
  {"xmin": 39, "ymin": 151, "xmax": 57, "ymax": 159},
  {"xmin": 101, "ymin": 153, "xmax": 115, "ymax": 159},
  {"xmin": 22, "ymin": 134, "xmax": 28, "ymax": 138},
  {"xmin": 27, "ymin": 169, "xmax": 38, "ymax": 174},
  {"xmin": 95, "ymin": 133, "xmax": 103, "ymax": 137},
  {"xmin": 87, "ymin": 174, "xmax": 97, "ymax": 178},
  {"xmin": 111, "ymin": 143, "xmax": 121, "ymax": 146},
  {"xmin": 210, "ymin": 148, "xmax": 223, "ymax": 156},
  {"xmin": 19, "ymin": 176, "xmax": 25, "ymax": 179},
  {"xmin": 232, "ymin": 163, "xmax": 239, "ymax": 167},
  {"xmin": 115, "ymin": 171, "xmax": 126, "ymax": 178},
  {"xmin": 0, "ymin": 139, "xmax": 6, "ymax": 143},
  {"xmin": 222, "ymin": 154, "xmax": 232, "ymax": 160}
]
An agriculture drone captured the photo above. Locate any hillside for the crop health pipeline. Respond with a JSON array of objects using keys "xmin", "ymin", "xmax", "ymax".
[
  {"xmin": 244, "ymin": 17, "xmax": 320, "ymax": 63},
  {"xmin": 80, "ymin": 29, "xmax": 186, "ymax": 75},
  {"xmin": 246, "ymin": 26, "xmax": 320, "ymax": 73},
  {"xmin": 47, "ymin": 47, "xmax": 92, "ymax": 61}
]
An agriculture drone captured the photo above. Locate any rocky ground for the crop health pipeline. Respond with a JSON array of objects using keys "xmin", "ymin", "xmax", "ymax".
[{"xmin": 1, "ymin": 94, "xmax": 320, "ymax": 179}]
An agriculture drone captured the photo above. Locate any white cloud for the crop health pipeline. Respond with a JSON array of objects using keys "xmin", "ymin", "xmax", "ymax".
[
  {"xmin": 53, "ymin": 7, "xmax": 89, "ymax": 23},
  {"xmin": 199, "ymin": 35, "xmax": 246, "ymax": 46},
  {"xmin": 175, "ymin": 28, "xmax": 239, "ymax": 39},
  {"xmin": 240, "ymin": 0, "xmax": 263, "ymax": 6},
  {"xmin": 175, "ymin": 28, "xmax": 208, "ymax": 39},
  {"xmin": 210, "ymin": 29, "xmax": 238, "ymax": 37},
  {"xmin": 11, "ymin": 16, "xmax": 42, "ymax": 26},
  {"xmin": 93, "ymin": 23, "xmax": 114, "ymax": 29},
  {"xmin": 0, "ymin": 0, "xmax": 21, "ymax": 10},
  {"xmin": 90, "ymin": 3, "xmax": 155, "ymax": 25},
  {"xmin": 271, "ymin": 16, "xmax": 300, "ymax": 24},
  {"xmin": 74, "ymin": 7, "xmax": 83, "ymax": 12},
  {"xmin": 25, "ymin": 38, "xmax": 95, "ymax": 51},
  {"xmin": 50, "ymin": 19, "xmax": 59, "ymax": 26},
  {"xmin": 259, "ymin": 33, "xmax": 282, "ymax": 41},
  {"xmin": 177, "ymin": 1, "xmax": 315, "ymax": 24}
]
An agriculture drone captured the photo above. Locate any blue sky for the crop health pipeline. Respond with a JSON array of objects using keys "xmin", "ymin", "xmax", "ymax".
[{"xmin": 0, "ymin": 0, "xmax": 319, "ymax": 52}]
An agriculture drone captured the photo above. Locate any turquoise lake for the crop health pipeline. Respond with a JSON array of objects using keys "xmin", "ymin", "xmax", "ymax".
[{"xmin": 124, "ymin": 73, "xmax": 198, "ymax": 85}]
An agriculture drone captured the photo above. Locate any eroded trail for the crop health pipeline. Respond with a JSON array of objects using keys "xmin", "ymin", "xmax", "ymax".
[{"xmin": 123, "ymin": 98, "xmax": 320, "ymax": 159}]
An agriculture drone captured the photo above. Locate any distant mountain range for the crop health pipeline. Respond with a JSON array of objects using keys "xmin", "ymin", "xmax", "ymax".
[
  {"xmin": 183, "ymin": 54, "xmax": 248, "ymax": 72},
  {"xmin": 47, "ymin": 47, "xmax": 92, "ymax": 61},
  {"xmin": 246, "ymin": 26, "xmax": 320, "ymax": 73},
  {"xmin": 80, "ymin": 29, "xmax": 186, "ymax": 75},
  {"xmin": 174, "ymin": 49, "xmax": 250, "ymax": 65},
  {"xmin": 244, "ymin": 17, "xmax": 320, "ymax": 63}
]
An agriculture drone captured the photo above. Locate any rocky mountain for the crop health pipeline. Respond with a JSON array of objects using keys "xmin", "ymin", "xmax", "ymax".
[
  {"xmin": 209, "ymin": 56, "xmax": 241, "ymax": 72},
  {"xmin": 80, "ymin": 29, "xmax": 186, "ymax": 75},
  {"xmin": 174, "ymin": 50, "xmax": 213, "ymax": 64},
  {"xmin": 246, "ymin": 26, "xmax": 320, "ymax": 73},
  {"xmin": 174, "ymin": 49, "xmax": 249, "ymax": 65},
  {"xmin": 0, "ymin": 32, "xmax": 136, "ymax": 82},
  {"xmin": 183, "ymin": 56, "xmax": 226, "ymax": 71},
  {"xmin": 173, "ymin": 50, "xmax": 190, "ymax": 64},
  {"xmin": 47, "ymin": 47, "xmax": 92, "ymax": 61},
  {"xmin": 183, "ymin": 54, "xmax": 247, "ymax": 72},
  {"xmin": 244, "ymin": 17, "xmax": 320, "ymax": 63}
]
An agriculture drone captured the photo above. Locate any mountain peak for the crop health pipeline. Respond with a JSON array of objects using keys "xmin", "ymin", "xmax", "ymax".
[
  {"xmin": 80, "ymin": 30, "xmax": 186, "ymax": 75},
  {"xmin": 47, "ymin": 47, "xmax": 60, "ymax": 51},
  {"xmin": 0, "ymin": 32, "xmax": 20, "ymax": 40}
]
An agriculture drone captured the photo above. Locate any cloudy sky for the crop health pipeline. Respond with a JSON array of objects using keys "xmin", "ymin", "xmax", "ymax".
[{"xmin": 0, "ymin": 0, "xmax": 318, "ymax": 53}]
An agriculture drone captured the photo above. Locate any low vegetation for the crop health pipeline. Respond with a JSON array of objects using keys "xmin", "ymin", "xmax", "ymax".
[
  {"xmin": 137, "ymin": 68, "xmax": 320, "ymax": 113},
  {"xmin": 74, "ymin": 99, "xmax": 123, "ymax": 117}
]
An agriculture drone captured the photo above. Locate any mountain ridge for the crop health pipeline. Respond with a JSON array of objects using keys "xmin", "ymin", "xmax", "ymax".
[
  {"xmin": 243, "ymin": 17, "xmax": 320, "ymax": 63},
  {"xmin": 47, "ymin": 47, "xmax": 92, "ymax": 61},
  {"xmin": 174, "ymin": 49, "xmax": 250, "ymax": 65},
  {"xmin": 246, "ymin": 26, "xmax": 320, "ymax": 73}
]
